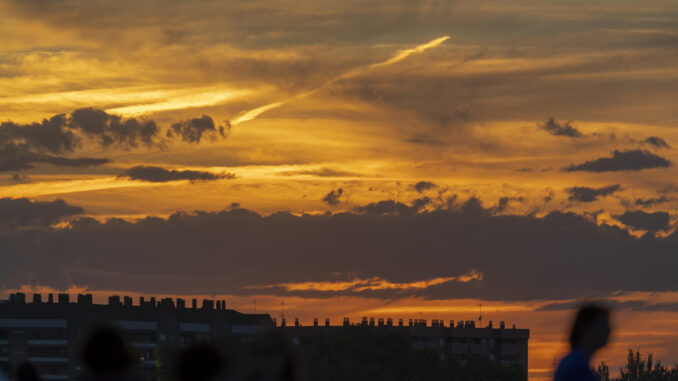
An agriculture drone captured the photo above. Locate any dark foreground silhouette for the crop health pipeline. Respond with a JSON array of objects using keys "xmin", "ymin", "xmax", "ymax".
[
  {"xmin": 555, "ymin": 304, "xmax": 611, "ymax": 381},
  {"xmin": 79, "ymin": 326, "xmax": 139, "ymax": 381},
  {"xmin": 156, "ymin": 327, "xmax": 526, "ymax": 381},
  {"xmin": 175, "ymin": 343, "xmax": 225, "ymax": 381},
  {"xmin": 15, "ymin": 363, "xmax": 41, "ymax": 381}
]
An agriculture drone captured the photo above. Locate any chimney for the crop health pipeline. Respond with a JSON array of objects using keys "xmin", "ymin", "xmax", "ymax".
[
  {"xmin": 140, "ymin": 297, "xmax": 145, "ymax": 305},
  {"xmin": 221, "ymin": 300, "xmax": 227, "ymax": 310},
  {"xmin": 343, "ymin": 317, "xmax": 350, "ymax": 327},
  {"xmin": 362, "ymin": 317, "xmax": 368, "ymax": 326},
  {"xmin": 33, "ymin": 294, "xmax": 42, "ymax": 304},
  {"xmin": 150, "ymin": 297, "xmax": 156, "ymax": 307},
  {"xmin": 176, "ymin": 298, "xmax": 185, "ymax": 309},
  {"xmin": 48, "ymin": 293, "xmax": 54, "ymax": 304},
  {"xmin": 488, "ymin": 320, "xmax": 493, "ymax": 329},
  {"xmin": 15, "ymin": 293, "xmax": 26, "ymax": 304},
  {"xmin": 398, "ymin": 318, "xmax": 403, "ymax": 327},
  {"xmin": 294, "ymin": 318, "xmax": 300, "ymax": 327},
  {"xmin": 369, "ymin": 317, "xmax": 375, "ymax": 327},
  {"xmin": 57, "ymin": 293, "xmax": 69, "ymax": 304},
  {"xmin": 281, "ymin": 318, "xmax": 286, "ymax": 327},
  {"xmin": 124, "ymin": 296, "xmax": 132, "ymax": 307},
  {"xmin": 512, "ymin": 324, "xmax": 516, "ymax": 329},
  {"xmin": 387, "ymin": 318, "xmax": 393, "ymax": 327},
  {"xmin": 500, "ymin": 321, "xmax": 505, "ymax": 329},
  {"xmin": 108, "ymin": 295, "xmax": 121, "ymax": 306},
  {"xmin": 159, "ymin": 298, "xmax": 174, "ymax": 309},
  {"xmin": 325, "ymin": 318, "xmax": 330, "ymax": 327},
  {"xmin": 192, "ymin": 299, "xmax": 197, "ymax": 309},
  {"xmin": 378, "ymin": 318, "xmax": 384, "ymax": 327},
  {"xmin": 408, "ymin": 319, "xmax": 413, "ymax": 327},
  {"xmin": 313, "ymin": 318, "xmax": 318, "ymax": 327}
]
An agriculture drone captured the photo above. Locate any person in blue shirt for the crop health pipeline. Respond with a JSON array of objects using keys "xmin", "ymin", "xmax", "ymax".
[{"xmin": 554, "ymin": 304, "xmax": 611, "ymax": 381}]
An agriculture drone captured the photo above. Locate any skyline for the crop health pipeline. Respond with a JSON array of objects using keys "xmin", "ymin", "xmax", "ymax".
[{"xmin": 2, "ymin": 0, "xmax": 678, "ymax": 380}]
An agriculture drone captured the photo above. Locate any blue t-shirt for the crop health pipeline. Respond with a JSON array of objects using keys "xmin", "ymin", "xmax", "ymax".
[{"xmin": 554, "ymin": 350, "xmax": 595, "ymax": 381}]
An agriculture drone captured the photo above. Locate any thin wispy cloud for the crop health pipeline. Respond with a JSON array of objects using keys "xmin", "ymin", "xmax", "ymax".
[{"xmin": 230, "ymin": 36, "xmax": 451, "ymax": 126}]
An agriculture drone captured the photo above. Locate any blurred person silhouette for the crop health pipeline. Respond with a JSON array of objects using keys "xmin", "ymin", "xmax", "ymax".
[
  {"xmin": 16, "ymin": 363, "xmax": 41, "ymax": 381},
  {"xmin": 554, "ymin": 304, "xmax": 611, "ymax": 381},
  {"xmin": 80, "ymin": 325, "xmax": 137, "ymax": 381},
  {"xmin": 175, "ymin": 343, "xmax": 225, "ymax": 381},
  {"xmin": 245, "ymin": 332, "xmax": 298, "ymax": 381}
]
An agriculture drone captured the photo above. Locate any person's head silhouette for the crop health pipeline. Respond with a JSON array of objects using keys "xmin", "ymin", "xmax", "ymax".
[
  {"xmin": 176, "ymin": 343, "xmax": 225, "ymax": 381},
  {"xmin": 569, "ymin": 304, "xmax": 610, "ymax": 355},
  {"xmin": 81, "ymin": 326, "xmax": 132, "ymax": 375},
  {"xmin": 16, "ymin": 363, "xmax": 41, "ymax": 381}
]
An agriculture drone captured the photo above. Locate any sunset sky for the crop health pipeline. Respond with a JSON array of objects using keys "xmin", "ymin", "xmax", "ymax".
[{"xmin": 1, "ymin": 0, "xmax": 678, "ymax": 379}]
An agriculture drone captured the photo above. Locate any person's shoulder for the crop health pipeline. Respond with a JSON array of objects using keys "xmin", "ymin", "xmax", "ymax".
[{"xmin": 555, "ymin": 351, "xmax": 594, "ymax": 381}]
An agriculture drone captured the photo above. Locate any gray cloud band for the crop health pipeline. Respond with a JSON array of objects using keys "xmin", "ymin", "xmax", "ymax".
[{"xmin": 1, "ymin": 196, "xmax": 676, "ymax": 300}]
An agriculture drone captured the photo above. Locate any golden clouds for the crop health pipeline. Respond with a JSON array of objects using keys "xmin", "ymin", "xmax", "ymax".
[{"xmin": 245, "ymin": 270, "xmax": 481, "ymax": 293}]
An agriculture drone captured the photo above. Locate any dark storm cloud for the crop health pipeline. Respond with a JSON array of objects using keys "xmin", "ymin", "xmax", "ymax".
[
  {"xmin": 539, "ymin": 117, "xmax": 583, "ymax": 138},
  {"xmin": 0, "ymin": 114, "xmax": 77, "ymax": 154},
  {"xmin": 119, "ymin": 166, "xmax": 235, "ymax": 183},
  {"xmin": 3, "ymin": 197, "xmax": 678, "ymax": 300},
  {"xmin": 635, "ymin": 196, "xmax": 670, "ymax": 207},
  {"xmin": 0, "ymin": 143, "xmax": 109, "ymax": 172},
  {"xmin": 168, "ymin": 116, "xmax": 227, "ymax": 144},
  {"xmin": 566, "ymin": 185, "xmax": 621, "ymax": 203},
  {"xmin": 1, "ymin": 109, "xmax": 230, "ymax": 172},
  {"xmin": 563, "ymin": 150, "xmax": 671, "ymax": 172},
  {"xmin": 322, "ymin": 188, "xmax": 343, "ymax": 205},
  {"xmin": 615, "ymin": 210, "xmax": 671, "ymax": 231},
  {"xmin": 0, "ymin": 197, "xmax": 83, "ymax": 228},
  {"xmin": 412, "ymin": 181, "xmax": 437, "ymax": 193},
  {"xmin": 1, "ymin": 109, "xmax": 162, "ymax": 153},
  {"xmin": 642, "ymin": 136, "xmax": 670, "ymax": 149},
  {"xmin": 70, "ymin": 108, "xmax": 159, "ymax": 149}
]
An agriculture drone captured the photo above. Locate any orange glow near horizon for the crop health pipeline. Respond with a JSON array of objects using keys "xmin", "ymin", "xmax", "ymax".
[
  {"xmin": 4, "ymin": 285, "xmax": 678, "ymax": 381},
  {"xmin": 2, "ymin": 2, "xmax": 678, "ymax": 380}
]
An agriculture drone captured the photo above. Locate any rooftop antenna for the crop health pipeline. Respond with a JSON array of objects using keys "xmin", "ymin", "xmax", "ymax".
[{"xmin": 478, "ymin": 303, "xmax": 482, "ymax": 323}]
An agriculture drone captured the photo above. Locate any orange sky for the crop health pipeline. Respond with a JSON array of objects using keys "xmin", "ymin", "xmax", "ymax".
[{"xmin": 1, "ymin": 1, "xmax": 678, "ymax": 380}]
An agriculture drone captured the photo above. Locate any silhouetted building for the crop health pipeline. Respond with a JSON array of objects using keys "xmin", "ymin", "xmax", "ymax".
[
  {"xmin": 0, "ymin": 293, "xmax": 271, "ymax": 380},
  {"xmin": 281, "ymin": 317, "xmax": 529, "ymax": 374},
  {"xmin": 0, "ymin": 293, "xmax": 529, "ymax": 379}
]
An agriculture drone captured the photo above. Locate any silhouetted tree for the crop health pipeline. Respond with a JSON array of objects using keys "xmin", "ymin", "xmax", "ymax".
[
  {"xmin": 595, "ymin": 349, "xmax": 678, "ymax": 381},
  {"xmin": 595, "ymin": 361, "xmax": 610, "ymax": 381}
]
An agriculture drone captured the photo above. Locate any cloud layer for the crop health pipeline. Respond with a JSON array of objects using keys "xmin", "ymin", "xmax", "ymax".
[
  {"xmin": 539, "ymin": 117, "xmax": 583, "ymax": 138},
  {"xmin": 120, "ymin": 166, "xmax": 235, "ymax": 183},
  {"xmin": 2, "ymin": 197, "xmax": 678, "ymax": 301},
  {"xmin": 566, "ymin": 185, "xmax": 621, "ymax": 203},
  {"xmin": 563, "ymin": 150, "xmax": 671, "ymax": 172},
  {"xmin": 1, "ymin": 109, "xmax": 230, "ymax": 173}
]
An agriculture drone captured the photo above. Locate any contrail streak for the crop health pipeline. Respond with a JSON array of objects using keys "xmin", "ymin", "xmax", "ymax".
[{"xmin": 230, "ymin": 36, "xmax": 450, "ymax": 126}]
